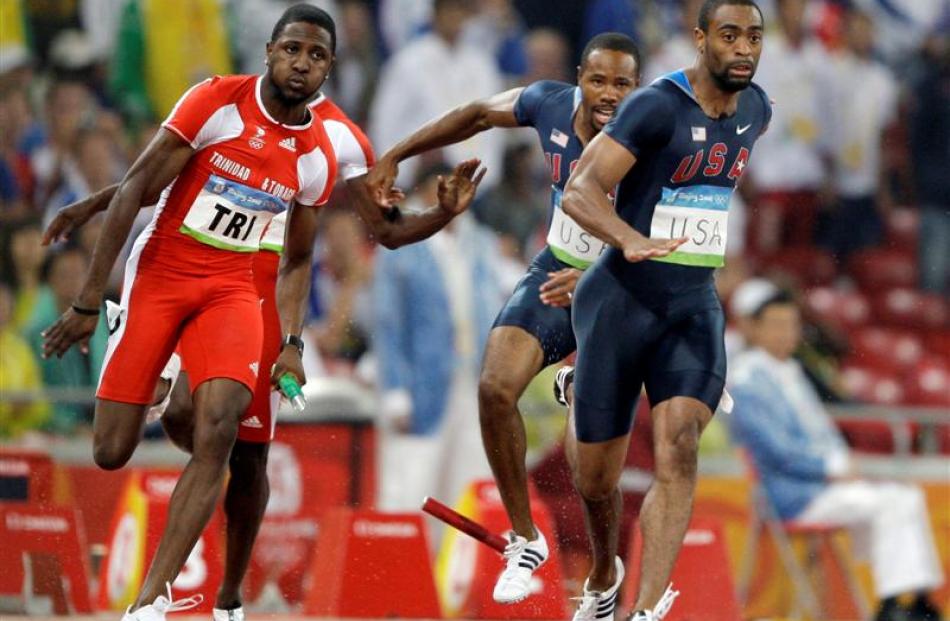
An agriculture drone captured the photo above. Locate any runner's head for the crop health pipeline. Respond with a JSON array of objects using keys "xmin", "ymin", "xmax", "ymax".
[
  {"xmin": 695, "ymin": 0, "xmax": 764, "ymax": 93},
  {"xmin": 266, "ymin": 4, "xmax": 336, "ymax": 105},
  {"xmin": 577, "ymin": 33, "xmax": 640, "ymax": 132}
]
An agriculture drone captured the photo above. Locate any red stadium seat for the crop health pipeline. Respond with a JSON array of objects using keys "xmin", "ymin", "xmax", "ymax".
[
  {"xmin": 873, "ymin": 288, "xmax": 949, "ymax": 331},
  {"xmin": 923, "ymin": 329, "xmax": 950, "ymax": 358},
  {"xmin": 903, "ymin": 357, "xmax": 950, "ymax": 407},
  {"xmin": 848, "ymin": 248, "xmax": 918, "ymax": 292},
  {"xmin": 804, "ymin": 287, "xmax": 871, "ymax": 332},
  {"xmin": 836, "ymin": 419, "xmax": 899, "ymax": 454},
  {"xmin": 846, "ymin": 327, "xmax": 924, "ymax": 375},
  {"xmin": 840, "ymin": 365, "xmax": 905, "ymax": 405},
  {"xmin": 884, "ymin": 207, "xmax": 920, "ymax": 250},
  {"xmin": 763, "ymin": 246, "xmax": 837, "ymax": 287},
  {"xmin": 937, "ymin": 425, "xmax": 950, "ymax": 455}
]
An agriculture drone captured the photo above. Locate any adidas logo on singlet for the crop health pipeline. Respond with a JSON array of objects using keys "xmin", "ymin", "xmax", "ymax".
[
  {"xmin": 241, "ymin": 416, "xmax": 264, "ymax": 428},
  {"xmin": 278, "ymin": 137, "xmax": 296, "ymax": 152}
]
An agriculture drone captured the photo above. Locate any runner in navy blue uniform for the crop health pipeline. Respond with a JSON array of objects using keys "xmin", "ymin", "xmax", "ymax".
[
  {"xmin": 366, "ymin": 34, "xmax": 641, "ymax": 604},
  {"xmin": 560, "ymin": 2, "xmax": 769, "ymax": 619}
]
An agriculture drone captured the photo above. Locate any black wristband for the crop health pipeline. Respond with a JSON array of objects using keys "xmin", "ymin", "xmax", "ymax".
[
  {"xmin": 382, "ymin": 205, "xmax": 402, "ymax": 223},
  {"xmin": 281, "ymin": 334, "xmax": 305, "ymax": 354},
  {"xmin": 71, "ymin": 304, "xmax": 101, "ymax": 316}
]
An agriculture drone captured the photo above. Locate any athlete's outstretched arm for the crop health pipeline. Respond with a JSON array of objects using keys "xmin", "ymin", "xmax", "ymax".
[
  {"xmin": 42, "ymin": 129, "xmax": 195, "ymax": 358},
  {"xmin": 366, "ymin": 88, "xmax": 522, "ymax": 204},
  {"xmin": 272, "ymin": 202, "xmax": 320, "ymax": 387},
  {"xmin": 562, "ymin": 133, "xmax": 686, "ymax": 262},
  {"xmin": 42, "ymin": 164, "xmax": 176, "ymax": 246},
  {"xmin": 43, "ymin": 184, "xmax": 117, "ymax": 245},
  {"xmin": 348, "ymin": 159, "xmax": 486, "ymax": 249}
]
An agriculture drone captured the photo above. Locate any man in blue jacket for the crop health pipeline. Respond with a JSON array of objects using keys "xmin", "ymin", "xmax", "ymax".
[{"xmin": 728, "ymin": 280, "xmax": 944, "ymax": 621}]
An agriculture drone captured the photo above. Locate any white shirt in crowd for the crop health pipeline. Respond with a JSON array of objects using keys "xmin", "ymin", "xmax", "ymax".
[
  {"xmin": 821, "ymin": 52, "xmax": 898, "ymax": 198},
  {"xmin": 369, "ymin": 33, "xmax": 504, "ymax": 188},
  {"xmin": 746, "ymin": 34, "xmax": 830, "ymax": 192}
]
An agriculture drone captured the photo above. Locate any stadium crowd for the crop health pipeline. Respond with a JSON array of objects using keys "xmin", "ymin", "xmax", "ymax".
[{"xmin": 0, "ymin": 0, "xmax": 947, "ymax": 457}]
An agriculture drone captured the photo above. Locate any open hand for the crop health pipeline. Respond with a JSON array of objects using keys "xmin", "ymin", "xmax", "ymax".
[
  {"xmin": 622, "ymin": 235, "xmax": 688, "ymax": 263},
  {"xmin": 42, "ymin": 307, "xmax": 99, "ymax": 358},
  {"xmin": 437, "ymin": 159, "xmax": 487, "ymax": 216},
  {"xmin": 364, "ymin": 155, "xmax": 401, "ymax": 208},
  {"xmin": 540, "ymin": 268, "xmax": 581, "ymax": 307},
  {"xmin": 42, "ymin": 200, "xmax": 96, "ymax": 246}
]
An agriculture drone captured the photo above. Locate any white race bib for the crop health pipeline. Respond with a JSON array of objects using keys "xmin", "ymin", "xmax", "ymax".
[
  {"xmin": 180, "ymin": 175, "xmax": 288, "ymax": 252},
  {"xmin": 546, "ymin": 187, "xmax": 608, "ymax": 269},
  {"xmin": 260, "ymin": 212, "xmax": 286, "ymax": 253},
  {"xmin": 649, "ymin": 185, "xmax": 731, "ymax": 268}
]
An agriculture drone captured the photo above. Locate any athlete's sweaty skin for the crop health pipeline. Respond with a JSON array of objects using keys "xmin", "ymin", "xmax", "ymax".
[
  {"xmin": 561, "ymin": 2, "xmax": 766, "ymax": 614},
  {"xmin": 41, "ymin": 41, "xmax": 485, "ymax": 621},
  {"xmin": 365, "ymin": 40, "xmax": 641, "ymax": 567},
  {"xmin": 41, "ymin": 18, "xmax": 336, "ymax": 612}
]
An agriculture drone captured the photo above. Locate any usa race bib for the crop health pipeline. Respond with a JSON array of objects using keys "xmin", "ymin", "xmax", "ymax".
[
  {"xmin": 649, "ymin": 185, "xmax": 730, "ymax": 268},
  {"xmin": 180, "ymin": 175, "xmax": 288, "ymax": 252},
  {"xmin": 546, "ymin": 187, "xmax": 608, "ymax": 269}
]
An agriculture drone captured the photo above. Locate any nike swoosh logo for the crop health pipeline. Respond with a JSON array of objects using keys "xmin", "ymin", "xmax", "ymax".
[{"xmin": 737, "ymin": 124, "xmax": 752, "ymax": 135}]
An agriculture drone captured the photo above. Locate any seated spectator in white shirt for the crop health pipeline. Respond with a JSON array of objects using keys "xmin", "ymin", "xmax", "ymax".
[{"xmin": 727, "ymin": 280, "xmax": 945, "ymax": 621}]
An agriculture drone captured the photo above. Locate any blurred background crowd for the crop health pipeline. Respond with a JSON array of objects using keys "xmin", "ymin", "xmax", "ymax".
[{"xmin": 0, "ymin": 0, "xmax": 947, "ymax": 475}]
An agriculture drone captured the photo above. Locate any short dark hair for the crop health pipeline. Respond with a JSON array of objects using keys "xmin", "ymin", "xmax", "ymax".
[
  {"xmin": 580, "ymin": 32, "xmax": 641, "ymax": 73},
  {"xmin": 751, "ymin": 289, "xmax": 796, "ymax": 319},
  {"xmin": 698, "ymin": 0, "xmax": 764, "ymax": 32},
  {"xmin": 271, "ymin": 3, "xmax": 337, "ymax": 53}
]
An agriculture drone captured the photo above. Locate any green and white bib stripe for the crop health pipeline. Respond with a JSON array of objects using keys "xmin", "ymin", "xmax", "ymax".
[
  {"xmin": 546, "ymin": 187, "xmax": 608, "ymax": 269},
  {"xmin": 649, "ymin": 185, "xmax": 730, "ymax": 268},
  {"xmin": 259, "ymin": 211, "xmax": 285, "ymax": 253},
  {"xmin": 180, "ymin": 175, "xmax": 287, "ymax": 253}
]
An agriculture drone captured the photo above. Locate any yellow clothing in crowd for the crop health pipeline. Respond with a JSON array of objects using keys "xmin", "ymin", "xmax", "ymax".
[{"xmin": 0, "ymin": 327, "xmax": 50, "ymax": 438}]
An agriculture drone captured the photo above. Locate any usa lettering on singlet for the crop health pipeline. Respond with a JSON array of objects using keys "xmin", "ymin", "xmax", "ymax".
[
  {"xmin": 514, "ymin": 80, "xmax": 611, "ymax": 270},
  {"xmin": 600, "ymin": 69, "xmax": 770, "ymax": 294}
]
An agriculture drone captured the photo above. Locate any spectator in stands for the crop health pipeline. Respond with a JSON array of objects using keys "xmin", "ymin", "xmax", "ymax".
[
  {"xmin": 461, "ymin": 0, "xmax": 530, "ymax": 81},
  {"xmin": 472, "ymin": 143, "xmax": 546, "ymax": 260},
  {"xmin": 0, "ymin": 282, "xmax": 49, "ymax": 439},
  {"xmin": 377, "ymin": 0, "xmax": 433, "ymax": 55},
  {"xmin": 581, "ymin": 0, "xmax": 639, "ymax": 50},
  {"xmin": 744, "ymin": 0, "xmax": 830, "ymax": 256},
  {"xmin": 727, "ymin": 281, "xmax": 945, "ymax": 621},
  {"xmin": 0, "ymin": 87, "xmax": 37, "ymax": 221},
  {"xmin": 44, "ymin": 126, "xmax": 124, "ymax": 224},
  {"xmin": 30, "ymin": 80, "xmax": 96, "ymax": 209},
  {"xmin": 310, "ymin": 204, "xmax": 375, "ymax": 363},
  {"xmin": 522, "ymin": 28, "xmax": 570, "ymax": 83},
  {"xmin": 642, "ymin": 0, "xmax": 701, "ymax": 82},
  {"xmin": 369, "ymin": 0, "xmax": 503, "ymax": 188},
  {"xmin": 6, "ymin": 220, "xmax": 48, "ymax": 330},
  {"xmin": 329, "ymin": 0, "xmax": 380, "ymax": 125},
  {"xmin": 906, "ymin": 30, "xmax": 950, "ymax": 295},
  {"xmin": 817, "ymin": 8, "xmax": 900, "ymax": 260},
  {"xmin": 373, "ymin": 163, "xmax": 508, "ymax": 511},
  {"xmin": 24, "ymin": 248, "xmax": 108, "ymax": 435}
]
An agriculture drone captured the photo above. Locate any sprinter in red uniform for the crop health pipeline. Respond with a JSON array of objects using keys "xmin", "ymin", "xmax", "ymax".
[{"xmin": 42, "ymin": 8, "xmax": 486, "ymax": 617}]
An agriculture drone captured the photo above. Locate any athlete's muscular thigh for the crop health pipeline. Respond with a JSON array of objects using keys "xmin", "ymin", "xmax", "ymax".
[
  {"xmin": 479, "ymin": 326, "xmax": 546, "ymax": 407},
  {"xmin": 92, "ymin": 400, "xmax": 148, "ymax": 470}
]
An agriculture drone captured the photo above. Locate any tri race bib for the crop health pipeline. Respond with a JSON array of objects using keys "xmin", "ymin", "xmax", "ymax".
[
  {"xmin": 649, "ymin": 185, "xmax": 730, "ymax": 268},
  {"xmin": 180, "ymin": 175, "xmax": 288, "ymax": 252},
  {"xmin": 546, "ymin": 187, "xmax": 608, "ymax": 269}
]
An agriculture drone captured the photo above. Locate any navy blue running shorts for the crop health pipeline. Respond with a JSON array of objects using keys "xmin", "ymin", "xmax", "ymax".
[
  {"xmin": 571, "ymin": 265, "xmax": 727, "ymax": 443},
  {"xmin": 493, "ymin": 247, "xmax": 577, "ymax": 367}
]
